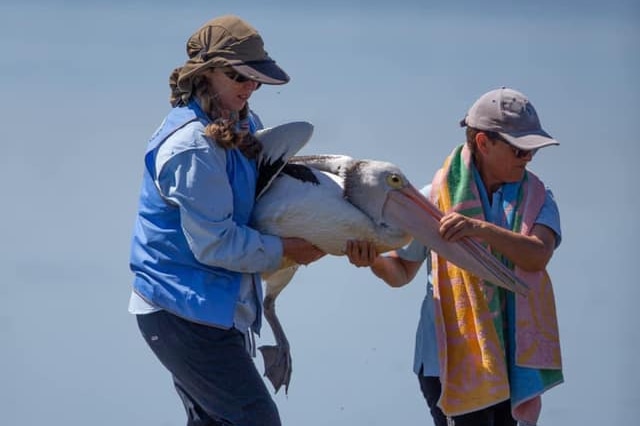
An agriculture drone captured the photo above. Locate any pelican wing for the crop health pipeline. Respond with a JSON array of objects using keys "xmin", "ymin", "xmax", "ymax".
[
  {"xmin": 289, "ymin": 154, "xmax": 356, "ymax": 176},
  {"xmin": 255, "ymin": 122, "xmax": 314, "ymax": 199}
]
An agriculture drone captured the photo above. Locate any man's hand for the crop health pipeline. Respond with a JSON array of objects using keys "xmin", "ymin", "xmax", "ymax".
[
  {"xmin": 345, "ymin": 240, "xmax": 379, "ymax": 267},
  {"xmin": 439, "ymin": 212, "xmax": 482, "ymax": 242}
]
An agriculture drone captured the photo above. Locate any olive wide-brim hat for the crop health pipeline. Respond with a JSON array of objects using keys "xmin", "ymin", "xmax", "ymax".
[{"xmin": 172, "ymin": 15, "xmax": 290, "ymax": 101}]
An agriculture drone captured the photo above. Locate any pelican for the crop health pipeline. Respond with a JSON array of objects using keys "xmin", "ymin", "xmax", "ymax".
[{"xmin": 252, "ymin": 122, "xmax": 528, "ymax": 394}]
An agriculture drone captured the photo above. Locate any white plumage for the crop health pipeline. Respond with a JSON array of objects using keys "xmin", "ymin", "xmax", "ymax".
[{"xmin": 253, "ymin": 156, "xmax": 412, "ymax": 255}]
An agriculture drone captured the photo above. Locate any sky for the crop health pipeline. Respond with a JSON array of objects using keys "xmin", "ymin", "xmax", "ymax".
[{"xmin": 1, "ymin": 1, "xmax": 639, "ymax": 425}]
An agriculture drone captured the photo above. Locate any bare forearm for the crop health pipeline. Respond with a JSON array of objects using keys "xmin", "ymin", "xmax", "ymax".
[
  {"xmin": 345, "ymin": 240, "xmax": 421, "ymax": 287},
  {"xmin": 370, "ymin": 256, "xmax": 412, "ymax": 287},
  {"xmin": 440, "ymin": 212, "xmax": 556, "ymax": 272},
  {"xmin": 474, "ymin": 221, "xmax": 554, "ymax": 271}
]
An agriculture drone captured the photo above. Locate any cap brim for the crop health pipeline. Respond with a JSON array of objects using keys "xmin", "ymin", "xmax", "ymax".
[
  {"xmin": 230, "ymin": 60, "xmax": 290, "ymax": 85},
  {"xmin": 499, "ymin": 130, "xmax": 559, "ymax": 150}
]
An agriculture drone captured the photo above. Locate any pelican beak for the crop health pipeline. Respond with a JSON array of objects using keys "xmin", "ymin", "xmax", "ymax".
[{"xmin": 384, "ymin": 183, "xmax": 529, "ymax": 296}]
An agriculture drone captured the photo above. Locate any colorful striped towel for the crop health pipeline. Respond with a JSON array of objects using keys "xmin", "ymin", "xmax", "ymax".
[{"xmin": 430, "ymin": 144, "xmax": 563, "ymax": 424}]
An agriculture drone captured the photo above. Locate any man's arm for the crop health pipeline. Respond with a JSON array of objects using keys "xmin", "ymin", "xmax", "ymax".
[
  {"xmin": 345, "ymin": 240, "xmax": 424, "ymax": 287},
  {"xmin": 439, "ymin": 213, "xmax": 555, "ymax": 271}
]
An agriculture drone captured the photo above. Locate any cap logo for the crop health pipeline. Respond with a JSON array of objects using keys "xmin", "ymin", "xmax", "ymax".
[
  {"xmin": 501, "ymin": 96, "xmax": 529, "ymax": 116},
  {"xmin": 500, "ymin": 94, "xmax": 539, "ymax": 130}
]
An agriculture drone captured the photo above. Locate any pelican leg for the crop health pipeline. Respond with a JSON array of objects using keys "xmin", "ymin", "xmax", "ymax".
[
  {"xmin": 258, "ymin": 265, "xmax": 298, "ymax": 394},
  {"xmin": 259, "ymin": 294, "xmax": 292, "ymax": 394}
]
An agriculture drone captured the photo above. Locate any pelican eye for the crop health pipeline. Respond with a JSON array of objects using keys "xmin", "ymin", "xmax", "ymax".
[{"xmin": 386, "ymin": 173, "xmax": 404, "ymax": 189}]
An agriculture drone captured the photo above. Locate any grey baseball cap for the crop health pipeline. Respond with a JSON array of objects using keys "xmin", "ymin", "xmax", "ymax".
[{"xmin": 460, "ymin": 87, "xmax": 559, "ymax": 150}]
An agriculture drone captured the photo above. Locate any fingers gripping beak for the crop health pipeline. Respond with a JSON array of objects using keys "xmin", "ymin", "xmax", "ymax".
[{"xmin": 384, "ymin": 184, "xmax": 529, "ymax": 296}]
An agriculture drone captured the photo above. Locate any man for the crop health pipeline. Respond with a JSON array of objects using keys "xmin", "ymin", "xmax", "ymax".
[{"xmin": 347, "ymin": 87, "xmax": 563, "ymax": 426}]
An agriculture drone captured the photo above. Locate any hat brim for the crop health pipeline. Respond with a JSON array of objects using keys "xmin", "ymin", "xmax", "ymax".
[
  {"xmin": 499, "ymin": 130, "xmax": 559, "ymax": 150},
  {"xmin": 230, "ymin": 60, "xmax": 290, "ymax": 85}
]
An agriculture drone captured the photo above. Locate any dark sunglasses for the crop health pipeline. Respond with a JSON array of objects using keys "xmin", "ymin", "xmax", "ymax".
[
  {"xmin": 485, "ymin": 131, "xmax": 537, "ymax": 159},
  {"xmin": 222, "ymin": 69, "xmax": 261, "ymax": 89}
]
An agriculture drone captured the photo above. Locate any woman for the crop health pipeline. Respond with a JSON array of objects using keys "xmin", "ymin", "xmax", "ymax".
[{"xmin": 128, "ymin": 15, "xmax": 324, "ymax": 425}]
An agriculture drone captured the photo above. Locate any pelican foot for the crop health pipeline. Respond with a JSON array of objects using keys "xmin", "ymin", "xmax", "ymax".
[{"xmin": 258, "ymin": 344, "xmax": 291, "ymax": 394}]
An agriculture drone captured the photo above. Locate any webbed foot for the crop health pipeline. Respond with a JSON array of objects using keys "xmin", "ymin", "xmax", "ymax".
[{"xmin": 259, "ymin": 344, "xmax": 291, "ymax": 394}]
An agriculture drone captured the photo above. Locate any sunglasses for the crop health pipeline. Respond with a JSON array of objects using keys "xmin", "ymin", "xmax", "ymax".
[
  {"xmin": 221, "ymin": 69, "xmax": 261, "ymax": 89},
  {"xmin": 485, "ymin": 132, "xmax": 537, "ymax": 159}
]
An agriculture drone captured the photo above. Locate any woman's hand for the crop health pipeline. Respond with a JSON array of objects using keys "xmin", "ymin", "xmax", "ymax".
[{"xmin": 282, "ymin": 237, "xmax": 326, "ymax": 265}]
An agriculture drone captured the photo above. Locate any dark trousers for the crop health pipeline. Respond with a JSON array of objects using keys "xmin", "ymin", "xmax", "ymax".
[
  {"xmin": 448, "ymin": 399, "xmax": 516, "ymax": 426},
  {"xmin": 418, "ymin": 370, "xmax": 516, "ymax": 426},
  {"xmin": 137, "ymin": 311, "xmax": 280, "ymax": 426},
  {"xmin": 417, "ymin": 372, "xmax": 448, "ymax": 426}
]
